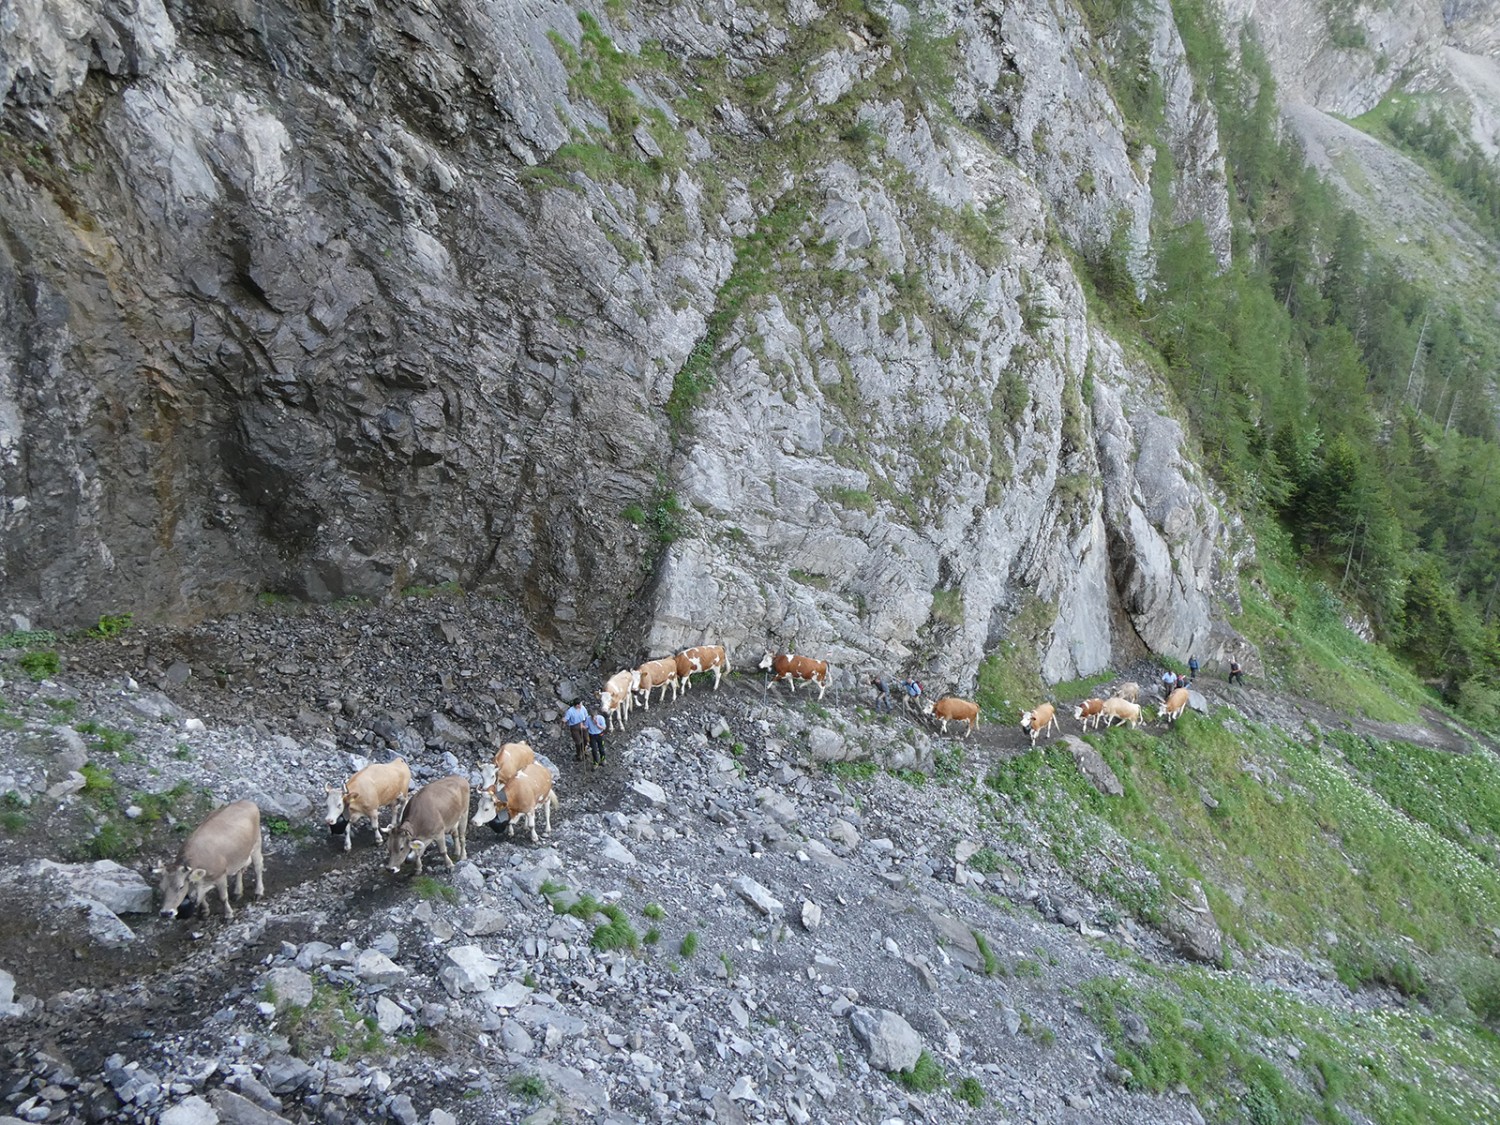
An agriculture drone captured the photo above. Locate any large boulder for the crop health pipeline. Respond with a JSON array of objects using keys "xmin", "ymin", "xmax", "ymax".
[{"xmin": 849, "ymin": 1007, "xmax": 923, "ymax": 1073}]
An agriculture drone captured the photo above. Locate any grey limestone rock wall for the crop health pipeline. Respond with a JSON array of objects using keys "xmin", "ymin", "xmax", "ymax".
[{"xmin": 1, "ymin": 0, "xmax": 1246, "ymax": 682}]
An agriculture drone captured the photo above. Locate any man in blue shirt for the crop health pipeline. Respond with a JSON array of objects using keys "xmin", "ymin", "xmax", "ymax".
[
  {"xmin": 584, "ymin": 708, "xmax": 608, "ymax": 767},
  {"xmin": 563, "ymin": 699, "xmax": 588, "ymax": 762}
]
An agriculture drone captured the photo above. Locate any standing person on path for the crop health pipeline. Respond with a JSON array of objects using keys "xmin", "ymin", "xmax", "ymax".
[
  {"xmin": 564, "ymin": 699, "xmax": 589, "ymax": 762},
  {"xmin": 1228, "ymin": 659, "xmax": 1244, "ymax": 686},
  {"xmin": 585, "ymin": 707, "xmax": 608, "ymax": 768},
  {"xmin": 902, "ymin": 677, "xmax": 924, "ymax": 713},
  {"xmin": 1188, "ymin": 655, "xmax": 1199, "ymax": 682},
  {"xmin": 871, "ymin": 675, "xmax": 893, "ymax": 714}
]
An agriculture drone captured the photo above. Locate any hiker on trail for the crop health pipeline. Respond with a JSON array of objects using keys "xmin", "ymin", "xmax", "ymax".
[
  {"xmin": 1228, "ymin": 659, "xmax": 1244, "ymax": 686},
  {"xmin": 564, "ymin": 698, "xmax": 589, "ymax": 762},
  {"xmin": 871, "ymin": 675, "xmax": 894, "ymax": 714},
  {"xmin": 585, "ymin": 707, "xmax": 608, "ymax": 768},
  {"xmin": 1161, "ymin": 669, "xmax": 1178, "ymax": 696},
  {"xmin": 1188, "ymin": 655, "xmax": 1200, "ymax": 680},
  {"xmin": 902, "ymin": 677, "xmax": 924, "ymax": 713}
]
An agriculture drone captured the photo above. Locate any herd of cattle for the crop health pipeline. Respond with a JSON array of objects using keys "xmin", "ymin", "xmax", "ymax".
[{"xmin": 151, "ymin": 644, "xmax": 1195, "ymax": 919}]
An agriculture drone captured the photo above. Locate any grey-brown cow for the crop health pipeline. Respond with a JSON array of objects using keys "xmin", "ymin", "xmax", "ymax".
[
  {"xmin": 157, "ymin": 800, "xmax": 265, "ymax": 919},
  {"xmin": 384, "ymin": 776, "xmax": 470, "ymax": 875}
]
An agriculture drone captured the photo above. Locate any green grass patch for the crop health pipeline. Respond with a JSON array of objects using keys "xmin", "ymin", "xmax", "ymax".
[
  {"xmin": 591, "ymin": 904, "xmax": 640, "ymax": 953},
  {"xmin": 16, "ymin": 650, "xmax": 60, "ymax": 680},
  {"xmin": 284, "ymin": 983, "xmax": 384, "ymax": 1061},
  {"xmin": 508, "ymin": 1073, "xmax": 549, "ymax": 1101},
  {"xmin": 1232, "ymin": 525, "xmax": 1430, "ymax": 721},
  {"xmin": 1080, "ymin": 969, "xmax": 1500, "ymax": 1124},
  {"xmin": 412, "ymin": 876, "xmax": 458, "ymax": 904},
  {"xmin": 680, "ymin": 931, "xmax": 699, "ymax": 958},
  {"xmin": 825, "ymin": 759, "xmax": 879, "ymax": 783},
  {"xmin": 643, "ymin": 902, "xmax": 666, "ymax": 920},
  {"xmin": 1, "ymin": 629, "xmax": 57, "ymax": 650},
  {"xmin": 952, "ymin": 1075, "xmax": 985, "ymax": 1107},
  {"xmin": 88, "ymin": 613, "xmax": 132, "ymax": 639},
  {"xmin": 891, "ymin": 1050, "xmax": 946, "ymax": 1092},
  {"xmin": 75, "ymin": 721, "xmax": 137, "ymax": 756},
  {"xmin": 972, "ymin": 929, "xmax": 1000, "ymax": 976}
]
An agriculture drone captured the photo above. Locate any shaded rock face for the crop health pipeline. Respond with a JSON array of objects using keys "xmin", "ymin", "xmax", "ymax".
[{"xmin": 2, "ymin": 0, "xmax": 1244, "ymax": 679}]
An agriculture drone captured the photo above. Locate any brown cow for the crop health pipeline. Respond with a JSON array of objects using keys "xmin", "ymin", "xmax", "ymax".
[
  {"xmin": 325, "ymin": 758, "xmax": 411, "ymax": 852},
  {"xmin": 491, "ymin": 741, "xmax": 535, "ymax": 783},
  {"xmin": 758, "ymin": 652, "xmax": 830, "ymax": 700},
  {"xmin": 1072, "ymin": 699, "xmax": 1105, "ymax": 731},
  {"xmin": 676, "ymin": 645, "xmax": 730, "ymax": 691},
  {"xmin": 157, "ymin": 800, "xmax": 264, "ymax": 919},
  {"xmin": 385, "ymin": 776, "xmax": 469, "ymax": 875},
  {"xmin": 473, "ymin": 763, "xmax": 558, "ymax": 842},
  {"xmin": 1161, "ymin": 687, "xmax": 1191, "ymax": 725},
  {"xmin": 1099, "ymin": 697, "xmax": 1142, "ymax": 729},
  {"xmin": 634, "ymin": 657, "xmax": 681, "ymax": 709},
  {"xmin": 924, "ymin": 695, "xmax": 980, "ymax": 737},
  {"xmin": 1019, "ymin": 702, "xmax": 1058, "ymax": 747},
  {"xmin": 600, "ymin": 669, "xmax": 639, "ymax": 731}
]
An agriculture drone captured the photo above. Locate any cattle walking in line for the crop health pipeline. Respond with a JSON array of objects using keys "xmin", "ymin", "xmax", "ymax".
[
  {"xmin": 490, "ymin": 741, "xmax": 536, "ymax": 783},
  {"xmin": 759, "ymin": 652, "xmax": 831, "ymax": 699},
  {"xmin": 676, "ymin": 645, "xmax": 730, "ymax": 691},
  {"xmin": 473, "ymin": 762, "xmax": 559, "ymax": 842},
  {"xmin": 635, "ymin": 657, "xmax": 681, "ymax": 709},
  {"xmin": 157, "ymin": 800, "xmax": 264, "ymax": 920},
  {"xmin": 1020, "ymin": 703, "xmax": 1058, "ymax": 747},
  {"xmin": 1099, "ymin": 697, "xmax": 1143, "ymax": 729},
  {"xmin": 385, "ymin": 776, "xmax": 470, "ymax": 875},
  {"xmin": 600, "ymin": 669, "xmax": 639, "ymax": 730},
  {"xmin": 1073, "ymin": 699, "xmax": 1105, "ymax": 731},
  {"xmin": 925, "ymin": 695, "xmax": 980, "ymax": 737},
  {"xmin": 1160, "ymin": 687, "xmax": 1191, "ymax": 725},
  {"xmin": 325, "ymin": 757, "xmax": 411, "ymax": 852}
]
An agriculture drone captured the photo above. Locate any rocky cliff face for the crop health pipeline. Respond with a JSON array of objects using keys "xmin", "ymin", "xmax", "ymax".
[{"xmin": 0, "ymin": 0, "xmax": 1244, "ymax": 684}]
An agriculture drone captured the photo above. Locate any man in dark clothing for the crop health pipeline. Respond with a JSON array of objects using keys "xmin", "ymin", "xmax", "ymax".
[
  {"xmin": 1188, "ymin": 656, "xmax": 1200, "ymax": 680},
  {"xmin": 871, "ymin": 676, "xmax": 893, "ymax": 714},
  {"xmin": 1228, "ymin": 660, "xmax": 1244, "ymax": 685},
  {"xmin": 585, "ymin": 708, "xmax": 608, "ymax": 767}
]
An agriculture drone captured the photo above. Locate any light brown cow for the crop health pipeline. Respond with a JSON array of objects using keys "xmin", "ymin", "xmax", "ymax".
[
  {"xmin": 385, "ymin": 776, "xmax": 470, "ymax": 875},
  {"xmin": 324, "ymin": 758, "xmax": 411, "ymax": 852},
  {"xmin": 1100, "ymin": 697, "xmax": 1143, "ymax": 729},
  {"xmin": 1114, "ymin": 682, "xmax": 1141, "ymax": 703},
  {"xmin": 1161, "ymin": 687, "xmax": 1191, "ymax": 725},
  {"xmin": 473, "ymin": 763, "xmax": 559, "ymax": 842},
  {"xmin": 925, "ymin": 695, "xmax": 980, "ymax": 737},
  {"xmin": 758, "ymin": 652, "xmax": 830, "ymax": 699},
  {"xmin": 1019, "ymin": 702, "xmax": 1058, "ymax": 747},
  {"xmin": 157, "ymin": 800, "xmax": 264, "ymax": 919},
  {"xmin": 600, "ymin": 669, "xmax": 639, "ymax": 730},
  {"xmin": 1072, "ymin": 699, "xmax": 1105, "ymax": 731},
  {"xmin": 634, "ymin": 657, "xmax": 680, "ymax": 709},
  {"xmin": 491, "ymin": 741, "xmax": 535, "ymax": 784},
  {"xmin": 676, "ymin": 645, "xmax": 730, "ymax": 691}
]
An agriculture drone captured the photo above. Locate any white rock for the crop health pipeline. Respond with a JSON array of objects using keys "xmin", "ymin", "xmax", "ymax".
[
  {"xmin": 439, "ymin": 945, "xmax": 499, "ymax": 995},
  {"xmin": 731, "ymin": 876, "xmax": 784, "ymax": 917},
  {"xmin": 630, "ymin": 778, "xmax": 667, "ymax": 806},
  {"xmin": 376, "ymin": 996, "xmax": 407, "ymax": 1034},
  {"xmin": 353, "ymin": 950, "xmax": 407, "ymax": 986},
  {"xmin": 158, "ymin": 1095, "xmax": 219, "ymax": 1125},
  {"xmin": 800, "ymin": 900, "xmax": 823, "ymax": 930}
]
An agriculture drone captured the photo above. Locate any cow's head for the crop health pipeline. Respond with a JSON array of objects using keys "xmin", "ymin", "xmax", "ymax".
[
  {"xmin": 921, "ymin": 699, "xmax": 935, "ymax": 716},
  {"xmin": 757, "ymin": 652, "xmax": 774, "ymax": 671},
  {"xmin": 472, "ymin": 786, "xmax": 500, "ymax": 826},
  {"xmin": 1071, "ymin": 705, "xmax": 1084, "ymax": 721},
  {"xmin": 1018, "ymin": 710, "xmax": 1034, "ymax": 731},
  {"xmin": 157, "ymin": 863, "xmax": 203, "ymax": 918},
  {"xmin": 599, "ymin": 689, "xmax": 614, "ymax": 714},
  {"xmin": 324, "ymin": 785, "xmax": 348, "ymax": 826},
  {"xmin": 384, "ymin": 825, "xmax": 417, "ymax": 873}
]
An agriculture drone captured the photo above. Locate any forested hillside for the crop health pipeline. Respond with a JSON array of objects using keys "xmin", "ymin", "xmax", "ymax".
[{"xmin": 1084, "ymin": 0, "xmax": 1500, "ymax": 728}]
